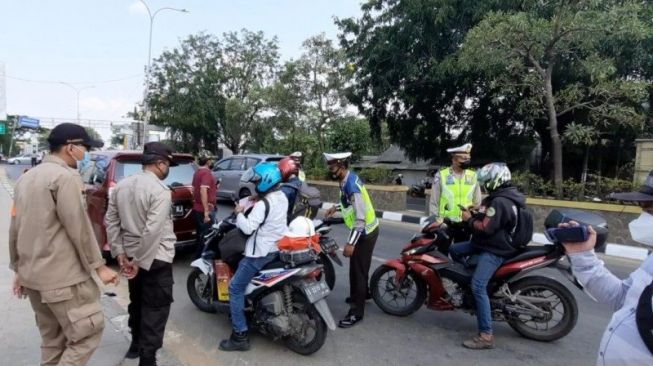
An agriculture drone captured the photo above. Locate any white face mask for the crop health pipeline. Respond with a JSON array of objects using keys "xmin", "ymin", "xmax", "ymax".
[{"xmin": 628, "ymin": 211, "xmax": 653, "ymax": 247}]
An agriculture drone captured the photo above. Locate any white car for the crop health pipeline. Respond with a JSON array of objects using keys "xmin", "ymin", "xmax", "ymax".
[{"xmin": 7, "ymin": 154, "xmax": 40, "ymax": 165}]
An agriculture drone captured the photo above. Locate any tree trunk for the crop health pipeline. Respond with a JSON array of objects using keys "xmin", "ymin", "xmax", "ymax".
[
  {"xmin": 581, "ymin": 144, "xmax": 590, "ymax": 196},
  {"xmin": 544, "ymin": 75, "xmax": 563, "ymax": 197}
]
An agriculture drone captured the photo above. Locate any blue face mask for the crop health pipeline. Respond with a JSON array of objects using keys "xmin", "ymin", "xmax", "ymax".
[{"xmin": 73, "ymin": 146, "xmax": 90, "ymax": 171}]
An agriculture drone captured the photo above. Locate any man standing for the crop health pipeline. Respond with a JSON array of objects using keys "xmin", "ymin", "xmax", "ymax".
[
  {"xmin": 106, "ymin": 142, "xmax": 178, "ymax": 366},
  {"xmin": 429, "ymin": 143, "xmax": 482, "ymax": 253},
  {"xmin": 324, "ymin": 152, "xmax": 379, "ymax": 328},
  {"xmin": 289, "ymin": 151, "xmax": 306, "ymax": 182},
  {"xmin": 9, "ymin": 123, "xmax": 119, "ymax": 365},
  {"xmin": 192, "ymin": 153, "xmax": 217, "ymax": 257}
]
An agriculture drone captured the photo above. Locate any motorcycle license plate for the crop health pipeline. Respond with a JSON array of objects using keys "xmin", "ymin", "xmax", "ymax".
[
  {"xmin": 300, "ymin": 280, "xmax": 330, "ymax": 303},
  {"xmin": 172, "ymin": 205, "xmax": 185, "ymax": 217}
]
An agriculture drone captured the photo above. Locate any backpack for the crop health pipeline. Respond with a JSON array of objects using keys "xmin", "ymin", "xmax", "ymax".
[
  {"xmin": 505, "ymin": 198, "xmax": 534, "ymax": 249},
  {"xmin": 219, "ymin": 197, "xmax": 270, "ymax": 262},
  {"xmin": 283, "ymin": 181, "xmax": 322, "ymax": 221},
  {"xmin": 636, "ymin": 279, "xmax": 653, "ymax": 355}
]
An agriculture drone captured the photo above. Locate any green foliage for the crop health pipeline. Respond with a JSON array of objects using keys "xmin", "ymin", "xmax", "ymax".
[
  {"xmin": 512, "ymin": 170, "xmax": 636, "ymax": 201},
  {"xmin": 327, "ymin": 118, "xmax": 372, "ymax": 162},
  {"xmin": 512, "ymin": 171, "xmax": 555, "ymax": 198},
  {"xmin": 356, "ymin": 167, "xmax": 394, "ymax": 185},
  {"xmin": 146, "ymin": 30, "xmax": 279, "ymax": 154}
]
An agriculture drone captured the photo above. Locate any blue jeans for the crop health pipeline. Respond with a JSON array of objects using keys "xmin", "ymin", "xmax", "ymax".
[
  {"xmin": 229, "ymin": 253, "xmax": 276, "ymax": 332},
  {"xmin": 449, "ymin": 241, "xmax": 505, "ymax": 334}
]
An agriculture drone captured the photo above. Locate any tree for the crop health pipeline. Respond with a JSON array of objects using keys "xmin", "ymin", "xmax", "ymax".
[
  {"xmin": 146, "ymin": 30, "xmax": 279, "ymax": 154},
  {"xmin": 327, "ymin": 117, "xmax": 372, "ymax": 162},
  {"xmin": 563, "ymin": 122, "xmax": 598, "ymax": 187},
  {"xmin": 337, "ymin": 0, "xmax": 530, "ymax": 162},
  {"xmin": 459, "ymin": 0, "xmax": 652, "ymax": 195}
]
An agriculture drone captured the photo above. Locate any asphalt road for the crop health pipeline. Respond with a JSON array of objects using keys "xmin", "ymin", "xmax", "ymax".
[{"xmin": 2, "ymin": 163, "xmax": 642, "ymax": 366}]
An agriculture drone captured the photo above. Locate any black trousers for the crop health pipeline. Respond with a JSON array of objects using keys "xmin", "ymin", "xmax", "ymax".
[
  {"xmin": 127, "ymin": 260, "xmax": 174, "ymax": 365},
  {"xmin": 193, "ymin": 210, "xmax": 215, "ymax": 258},
  {"xmin": 349, "ymin": 228, "xmax": 379, "ymax": 317}
]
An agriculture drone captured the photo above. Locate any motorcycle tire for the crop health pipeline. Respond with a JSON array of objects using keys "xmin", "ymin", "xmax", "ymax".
[
  {"xmin": 283, "ymin": 292, "xmax": 327, "ymax": 355},
  {"xmin": 506, "ymin": 276, "xmax": 578, "ymax": 342},
  {"xmin": 316, "ymin": 252, "xmax": 336, "ymax": 291},
  {"xmin": 186, "ymin": 268, "xmax": 216, "ymax": 313},
  {"xmin": 370, "ymin": 265, "xmax": 426, "ymax": 317}
]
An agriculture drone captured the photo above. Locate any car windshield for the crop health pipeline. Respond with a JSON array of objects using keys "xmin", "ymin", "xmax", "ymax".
[{"xmin": 114, "ymin": 160, "xmax": 196, "ymax": 186}]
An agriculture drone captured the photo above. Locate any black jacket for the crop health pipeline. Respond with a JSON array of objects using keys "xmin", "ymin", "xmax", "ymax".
[{"xmin": 468, "ymin": 186, "xmax": 526, "ymax": 258}]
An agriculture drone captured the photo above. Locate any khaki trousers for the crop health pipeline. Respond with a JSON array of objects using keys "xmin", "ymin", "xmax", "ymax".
[{"xmin": 25, "ymin": 278, "xmax": 105, "ymax": 366}]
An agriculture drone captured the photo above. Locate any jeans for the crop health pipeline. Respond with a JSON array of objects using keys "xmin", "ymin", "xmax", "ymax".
[
  {"xmin": 449, "ymin": 241, "xmax": 505, "ymax": 334},
  {"xmin": 194, "ymin": 209, "xmax": 216, "ymax": 258},
  {"xmin": 229, "ymin": 253, "xmax": 277, "ymax": 332}
]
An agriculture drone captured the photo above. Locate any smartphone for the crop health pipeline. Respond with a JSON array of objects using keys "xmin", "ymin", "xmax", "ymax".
[
  {"xmin": 545, "ymin": 225, "xmax": 589, "ymax": 243},
  {"xmin": 457, "ymin": 204, "xmax": 468, "ymax": 211}
]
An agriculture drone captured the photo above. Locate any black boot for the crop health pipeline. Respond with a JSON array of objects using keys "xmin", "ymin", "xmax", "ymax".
[
  {"xmin": 219, "ymin": 330, "xmax": 250, "ymax": 351},
  {"xmin": 125, "ymin": 340, "xmax": 139, "ymax": 359}
]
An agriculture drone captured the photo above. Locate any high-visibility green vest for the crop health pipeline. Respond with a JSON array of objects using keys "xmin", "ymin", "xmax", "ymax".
[
  {"xmin": 339, "ymin": 173, "xmax": 379, "ymax": 234},
  {"xmin": 438, "ymin": 167, "xmax": 477, "ymax": 222}
]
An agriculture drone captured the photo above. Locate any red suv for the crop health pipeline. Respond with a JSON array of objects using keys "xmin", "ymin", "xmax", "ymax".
[{"xmin": 80, "ymin": 150, "xmax": 198, "ymax": 258}]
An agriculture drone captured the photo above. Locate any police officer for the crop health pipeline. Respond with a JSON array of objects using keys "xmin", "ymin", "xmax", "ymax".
[
  {"xmin": 289, "ymin": 151, "xmax": 306, "ymax": 182},
  {"xmin": 324, "ymin": 152, "xmax": 379, "ymax": 328},
  {"xmin": 9, "ymin": 123, "xmax": 119, "ymax": 365},
  {"xmin": 106, "ymin": 142, "xmax": 178, "ymax": 366},
  {"xmin": 429, "ymin": 143, "xmax": 482, "ymax": 253}
]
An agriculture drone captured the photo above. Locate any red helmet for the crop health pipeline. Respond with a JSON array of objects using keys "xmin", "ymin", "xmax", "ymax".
[{"xmin": 278, "ymin": 157, "xmax": 299, "ymax": 182}]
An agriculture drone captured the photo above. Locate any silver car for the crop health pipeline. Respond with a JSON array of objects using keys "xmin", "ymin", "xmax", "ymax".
[
  {"xmin": 7, "ymin": 154, "xmax": 40, "ymax": 165},
  {"xmin": 212, "ymin": 154, "xmax": 284, "ymax": 201}
]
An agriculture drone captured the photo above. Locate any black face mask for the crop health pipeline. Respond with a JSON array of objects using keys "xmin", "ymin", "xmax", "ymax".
[{"xmin": 459, "ymin": 161, "xmax": 471, "ymax": 170}]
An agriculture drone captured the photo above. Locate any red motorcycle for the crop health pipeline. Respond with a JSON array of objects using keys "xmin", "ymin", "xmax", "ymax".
[{"xmin": 370, "ymin": 210, "xmax": 608, "ymax": 342}]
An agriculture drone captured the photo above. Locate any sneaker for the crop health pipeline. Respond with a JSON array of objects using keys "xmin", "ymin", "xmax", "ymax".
[
  {"xmin": 338, "ymin": 314, "xmax": 363, "ymax": 328},
  {"xmin": 462, "ymin": 335, "xmax": 495, "ymax": 350}
]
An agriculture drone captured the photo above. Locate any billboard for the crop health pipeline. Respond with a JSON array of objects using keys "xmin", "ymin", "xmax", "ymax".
[{"xmin": 18, "ymin": 116, "xmax": 40, "ymax": 129}]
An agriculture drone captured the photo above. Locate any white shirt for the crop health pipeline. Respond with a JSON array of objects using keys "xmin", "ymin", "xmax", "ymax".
[
  {"xmin": 236, "ymin": 190, "xmax": 288, "ymax": 258},
  {"xmin": 569, "ymin": 251, "xmax": 653, "ymax": 366}
]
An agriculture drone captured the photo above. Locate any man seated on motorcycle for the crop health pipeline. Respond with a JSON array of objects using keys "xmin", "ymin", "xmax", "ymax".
[
  {"xmin": 219, "ymin": 162, "xmax": 289, "ymax": 352},
  {"xmin": 279, "ymin": 157, "xmax": 302, "ymax": 220},
  {"xmin": 449, "ymin": 163, "xmax": 526, "ymax": 350}
]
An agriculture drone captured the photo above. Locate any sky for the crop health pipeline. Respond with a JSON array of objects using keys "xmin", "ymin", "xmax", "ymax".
[{"xmin": 0, "ymin": 0, "xmax": 363, "ymax": 137}]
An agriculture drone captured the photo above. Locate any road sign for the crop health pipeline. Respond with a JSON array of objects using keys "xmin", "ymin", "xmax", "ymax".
[
  {"xmin": 18, "ymin": 116, "xmax": 40, "ymax": 129},
  {"xmin": 0, "ymin": 122, "xmax": 5, "ymax": 135}
]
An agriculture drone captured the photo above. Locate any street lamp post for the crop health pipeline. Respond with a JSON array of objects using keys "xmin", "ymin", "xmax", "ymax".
[
  {"xmin": 59, "ymin": 82, "xmax": 95, "ymax": 124},
  {"xmin": 139, "ymin": 0, "xmax": 188, "ymax": 147}
]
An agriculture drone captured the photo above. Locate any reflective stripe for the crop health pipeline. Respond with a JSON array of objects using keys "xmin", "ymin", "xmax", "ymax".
[{"xmin": 340, "ymin": 178, "xmax": 379, "ymax": 235}]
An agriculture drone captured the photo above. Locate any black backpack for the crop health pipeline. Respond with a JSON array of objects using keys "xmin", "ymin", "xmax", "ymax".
[{"xmin": 506, "ymin": 198, "xmax": 534, "ymax": 249}]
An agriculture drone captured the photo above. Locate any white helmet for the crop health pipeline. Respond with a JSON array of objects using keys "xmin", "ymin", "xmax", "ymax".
[{"xmin": 286, "ymin": 216, "xmax": 316, "ymax": 238}]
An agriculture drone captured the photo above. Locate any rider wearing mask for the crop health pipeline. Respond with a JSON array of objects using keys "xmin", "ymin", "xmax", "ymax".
[
  {"xmin": 429, "ymin": 143, "xmax": 482, "ymax": 254},
  {"xmin": 450, "ymin": 163, "xmax": 526, "ymax": 349},
  {"xmin": 219, "ymin": 162, "xmax": 288, "ymax": 352},
  {"xmin": 561, "ymin": 171, "xmax": 653, "ymax": 365}
]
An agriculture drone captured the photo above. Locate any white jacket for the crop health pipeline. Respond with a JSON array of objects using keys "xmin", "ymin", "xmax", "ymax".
[
  {"xmin": 569, "ymin": 251, "xmax": 653, "ymax": 366},
  {"xmin": 236, "ymin": 190, "xmax": 288, "ymax": 258}
]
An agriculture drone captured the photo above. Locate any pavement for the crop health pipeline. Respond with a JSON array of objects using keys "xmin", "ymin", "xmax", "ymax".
[
  {"xmin": 0, "ymin": 164, "xmax": 182, "ymax": 366},
  {"xmin": 0, "ymin": 163, "xmax": 648, "ymax": 366}
]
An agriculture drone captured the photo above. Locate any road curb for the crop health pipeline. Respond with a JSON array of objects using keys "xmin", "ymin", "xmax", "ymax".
[{"xmin": 321, "ymin": 201, "xmax": 651, "ymax": 262}]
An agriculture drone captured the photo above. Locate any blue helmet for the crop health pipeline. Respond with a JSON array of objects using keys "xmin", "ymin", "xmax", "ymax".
[{"xmin": 241, "ymin": 162, "xmax": 282, "ymax": 194}]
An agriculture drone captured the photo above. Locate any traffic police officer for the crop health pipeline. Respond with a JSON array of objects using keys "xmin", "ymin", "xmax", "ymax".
[
  {"xmin": 324, "ymin": 152, "xmax": 379, "ymax": 328},
  {"xmin": 429, "ymin": 143, "xmax": 482, "ymax": 253},
  {"xmin": 106, "ymin": 142, "xmax": 178, "ymax": 366},
  {"xmin": 9, "ymin": 123, "xmax": 119, "ymax": 365}
]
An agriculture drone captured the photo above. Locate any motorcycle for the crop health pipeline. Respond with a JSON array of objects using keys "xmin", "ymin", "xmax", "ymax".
[
  {"xmin": 369, "ymin": 209, "xmax": 608, "ymax": 342},
  {"xmin": 313, "ymin": 217, "xmax": 344, "ymax": 290},
  {"xmin": 186, "ymin": 214, "xmax": 337, "ymax": 355}
]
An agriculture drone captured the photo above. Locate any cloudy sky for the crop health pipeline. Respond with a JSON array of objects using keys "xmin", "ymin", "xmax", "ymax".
[{"xmin": 0, "ymin": 0, "xmax": 362, "ymax": 128}]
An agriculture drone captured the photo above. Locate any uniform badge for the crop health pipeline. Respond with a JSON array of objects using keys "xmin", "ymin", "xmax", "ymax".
[
  {"xmin": 486, "ymin": 207, "xmax": 496, "ymax": 217},
  {"xmin": 465, "ymin": 174, "xmax": 474, "ymax": 185},
  {"xmin": 446, "ymin": 174, "xmax": 455, "ymax": 185}
]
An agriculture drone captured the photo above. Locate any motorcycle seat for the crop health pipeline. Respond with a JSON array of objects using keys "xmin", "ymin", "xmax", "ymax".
[
  {"xmin": 262, "ymin": 255, "xmax": 287, "ymax": 271},
  {"xmin": 503, "ymin": 245, "xmax": 555, "ymax": 265}
]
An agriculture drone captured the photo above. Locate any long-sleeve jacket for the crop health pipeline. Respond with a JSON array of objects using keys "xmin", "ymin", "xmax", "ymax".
[
  {"xmin": 9, "ymin": 155, "xmax": 104, "ymax": 291},
  {"xmin": 106, "ymin": 170, "xmax": 176, "ymax": 270},
  {"xmin": 569, "ymin": 251, "xmax": 653, "ymax": 365}
]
